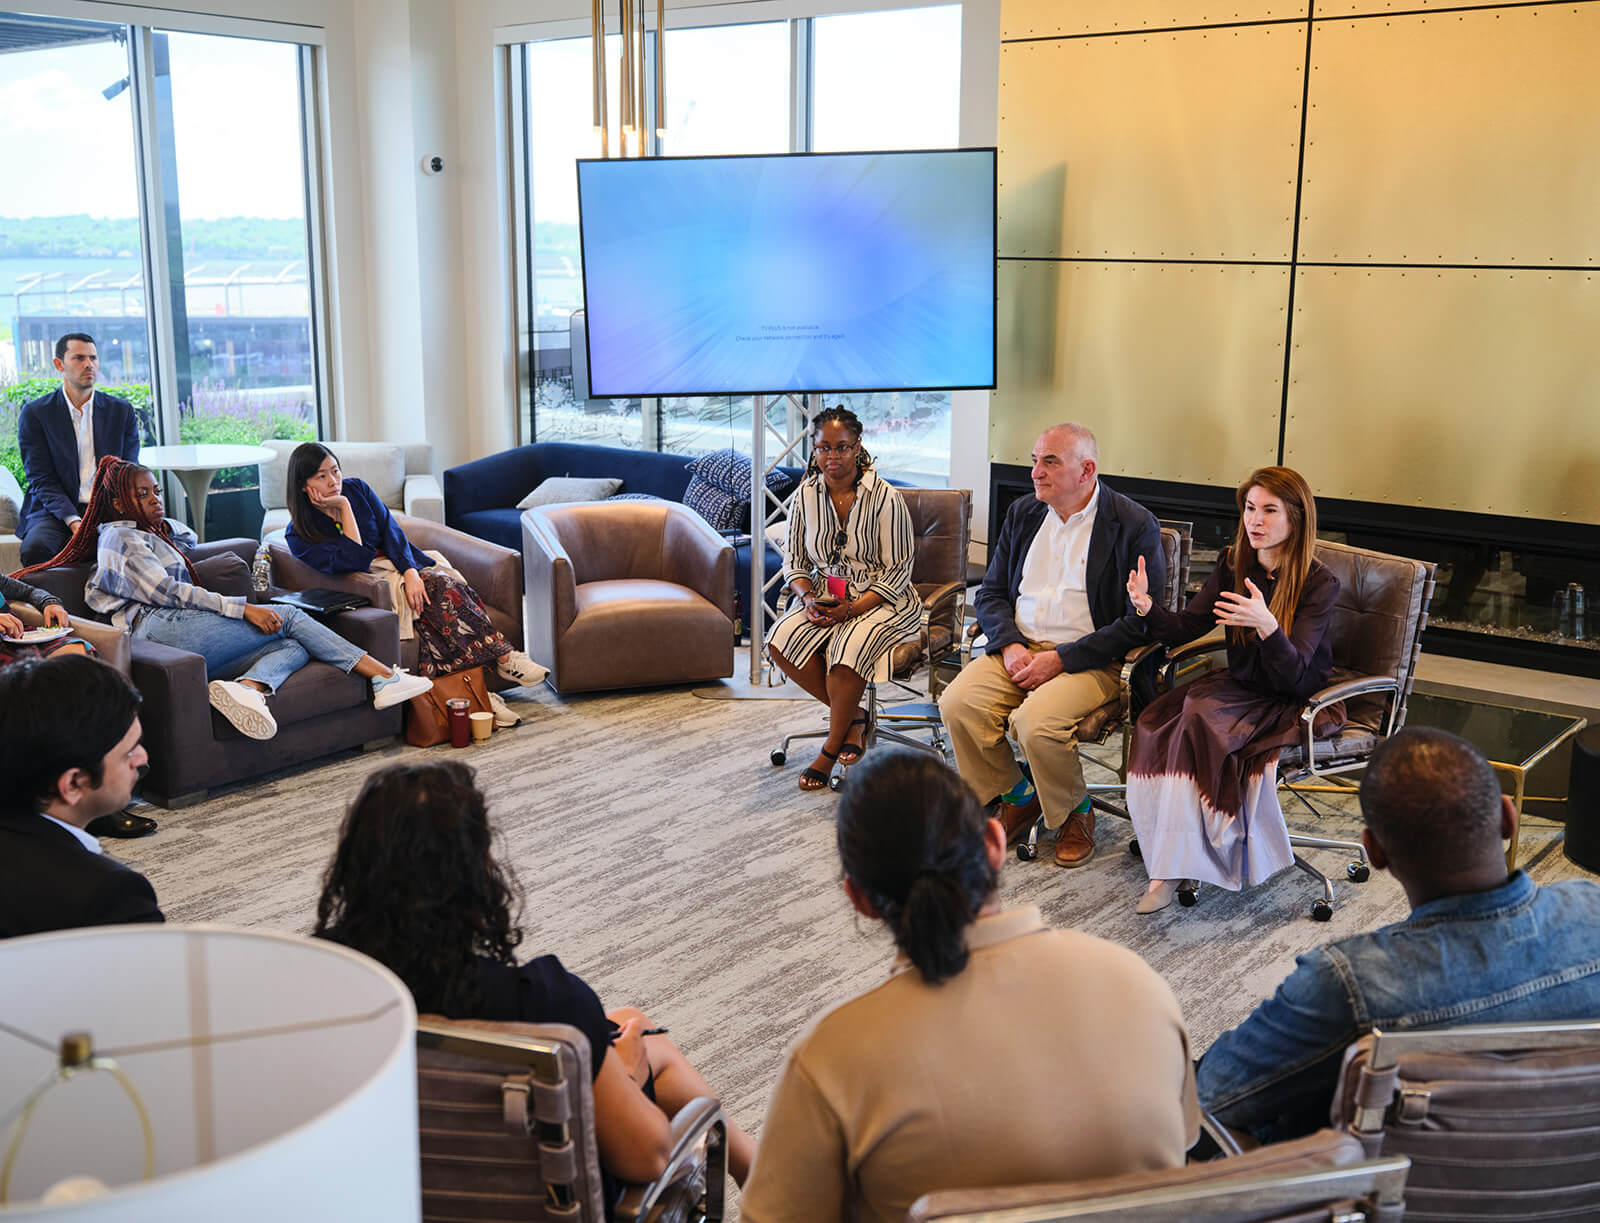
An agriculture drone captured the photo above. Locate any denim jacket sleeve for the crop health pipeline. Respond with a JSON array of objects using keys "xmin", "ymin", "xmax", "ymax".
[{"xmin": 1195, "ymin": 945, "xmax": 1364, "ymax": 1143}]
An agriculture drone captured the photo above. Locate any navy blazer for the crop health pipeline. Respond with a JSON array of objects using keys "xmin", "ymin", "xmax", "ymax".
[
  {"xmin": 974, "ymin": 480, "xmax": 1166, "ymax": 675},
  {"xmin": 17, "ymin": 388, "xmax": 141, "ymax": 531},
  {"xmin": 0, "ymin": 810, "xmax": 164, "ymax": 939}
]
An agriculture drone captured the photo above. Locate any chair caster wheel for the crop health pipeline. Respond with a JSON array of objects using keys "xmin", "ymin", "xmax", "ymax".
[
  {"xmin": 1177, "ymin": 885, "xmax": 1198, "ymax": 908},
  {"xmin": 770, "ymin": 749, "xmax": 786, "ymax": 766},
  {"xmin": 829, "ymin": 774, "xmax": 843, "ymax": 792},
  {"xmin": 1017, "ymin": 842, "xmax": 1038, "ymax": 861},
  {"xmin": 1347, "ymin": 862, "xmax": 1370, "ymax": 883},
  {"xmin": 1128, "ymin": 838, "xmax": 1142, "ymax": 859},
  {"xmin": 1311, "ymin": 899, "xmax": 1334, "ymax": 922}
]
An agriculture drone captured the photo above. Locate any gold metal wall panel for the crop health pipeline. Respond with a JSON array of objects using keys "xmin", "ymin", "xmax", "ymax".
[
  {"xmin": 992, "ymin": 260, "xmax": 1287, "ymax": 484},
  {"xmin": 1317, "ymin": 1, "xmax": 1518, "ymax": 15},
  {"xmin": 1003, "ymin": 0, "xmax": 1307, "ymax": 40},
  {"xmin": 999, "ymin": 26, "xmax": 1304, "ymax": 259},
  {"xmin": 1285, "ymin": 268, "xmax": 1600, "ymax": 523},
  {"xmin": 1300, "ymin": 6, "xmax": 1600, "ymax": 265}
]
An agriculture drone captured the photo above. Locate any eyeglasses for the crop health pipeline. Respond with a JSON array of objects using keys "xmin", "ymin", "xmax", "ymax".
[
  {"xmin": 813, "ymin": 442, "xmax": 858, "ymax": 456},
  {"xmin": 828, "ymin": 528, "xmax": 847, "ymax": 564}
]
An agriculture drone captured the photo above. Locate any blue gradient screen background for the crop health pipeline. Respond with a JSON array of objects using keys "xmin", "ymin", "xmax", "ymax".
[{"xmin": 577, "ymin": 150, "xmax": 995, "ymax": 397}]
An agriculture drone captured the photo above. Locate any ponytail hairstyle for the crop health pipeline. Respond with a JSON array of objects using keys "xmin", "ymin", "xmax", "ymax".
[
  {"xmin": 805, "ymin": 404, "xmax": 875, "ymax": 483},
  {"xmin": 836, "ymin": 748, "xmax": 997, "ymax": 985},
  {"xmin": 286, "ymin": 441, "xmax": 340, "ymax": 544},
  {"xmin": 12, "ymin": 455, "xmax": 197, "ymax": 583},
  {"xmin": 1226, "ymin": 465, "xmax": 1318, "ymax": 645}
]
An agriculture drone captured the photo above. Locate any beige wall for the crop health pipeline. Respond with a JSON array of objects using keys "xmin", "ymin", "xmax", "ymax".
[{"xmin": 995, "ymin": 0, "xmax": 1600, "ymax": 524}]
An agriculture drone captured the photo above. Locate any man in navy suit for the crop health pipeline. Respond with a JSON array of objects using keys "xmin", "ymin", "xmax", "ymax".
[
  {"xmin": 0, "ymin": 654, "xmax": 164, "ymax": 939},
  {"xmin": 17, "ymin": 332, "xmax": 142, "ymax": 567}
]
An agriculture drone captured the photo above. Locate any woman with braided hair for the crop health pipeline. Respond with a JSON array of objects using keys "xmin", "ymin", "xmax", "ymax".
[
  {"xmin": 16, "ymin": 456, "xmax": 432, "ymax": 740},
  {"xmin": 765, "ymin": 406, "xmax": 919, "ymax": 791},
  {"xmin": 740, "ymin": 749, "xmax": 1199, "ymax": 1223}
]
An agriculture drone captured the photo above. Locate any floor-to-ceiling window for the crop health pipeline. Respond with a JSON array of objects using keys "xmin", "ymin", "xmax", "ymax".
[
  {"xmin": 0, "ymin": 10, "xmax": 330, "ymax": 536},
  {"xmin": 512, "ymin": 5, "xmax": 963, "ymax": 483}
]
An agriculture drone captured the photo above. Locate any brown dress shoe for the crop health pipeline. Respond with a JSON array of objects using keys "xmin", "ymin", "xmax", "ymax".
[
  {"xmin": 1053, "ymin": 806, "xmax": 1096, "ymax": 868},
  {"xmin": 992, "ymin": 793, "xmax": 1042, "ymax": 846}
]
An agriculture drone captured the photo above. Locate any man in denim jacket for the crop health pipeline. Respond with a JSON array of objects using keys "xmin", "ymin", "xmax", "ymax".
[{"xmin": 1198, "ymin": 726, "xmax": 1600, "ymax": 1142}]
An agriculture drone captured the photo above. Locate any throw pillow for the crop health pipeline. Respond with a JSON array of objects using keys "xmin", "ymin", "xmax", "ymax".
[
  {"xmin": 516, "ymin": 475, "xmax": 623, "ymax": 510},
  {"xmin": 192, "ymin": 553, "xmax": 254, "ymax": 597},
  {"xmin": 682, "ymin": 475, "xmax": 742, "ymax": 532},
  {"xmin": 607, "ymin": 492, "xmax": 665, "ymax": 503},
  {"xmin": 685, "ymin": 448, "xmax": 792, "ymax": 500}
]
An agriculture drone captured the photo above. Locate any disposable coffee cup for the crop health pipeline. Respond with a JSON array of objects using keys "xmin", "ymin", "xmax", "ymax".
[{"xmin": 469, "ymin": 710, "xmax": 494, "ymax": 742}]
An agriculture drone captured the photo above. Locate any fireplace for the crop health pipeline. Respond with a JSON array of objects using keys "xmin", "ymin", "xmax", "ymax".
[{"xmin": 989, "ymin": 466, "xmax": 1600, "ymax": 679}]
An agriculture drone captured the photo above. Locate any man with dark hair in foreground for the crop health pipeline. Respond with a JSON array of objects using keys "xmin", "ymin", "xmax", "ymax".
[
  {"xmin": 0, "ymin": 655, "xmax": 164, "ymax": 938},
  {"xmin": 1197, "ymin": 726, "xmax": 1600, "ymax": 1142}
]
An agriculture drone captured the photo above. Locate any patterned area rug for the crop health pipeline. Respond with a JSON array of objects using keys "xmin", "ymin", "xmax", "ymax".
[{"xmin": 114, "ymin": 680, "xmax": 1590, "ymax": 1214}]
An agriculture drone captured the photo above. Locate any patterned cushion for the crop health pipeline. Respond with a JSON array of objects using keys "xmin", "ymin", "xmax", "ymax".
[
  {"xmin": 606, "ymin": 492, "xmax": 665, "ymax": 503},
  {"xmin": 516, "ymin": 475, "xmax": 623, "ymax": 510},
  {"xmin": 684, "ymin": 448, "xmax": 791, "ymax": 500},
  {"xmin": 682, "ymin": 475, "xmax": 742, "ymax": 532}
]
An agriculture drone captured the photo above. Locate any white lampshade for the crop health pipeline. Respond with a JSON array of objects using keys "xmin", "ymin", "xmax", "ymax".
[{"xmin": 0, "ymin": 925, "xmax": 419, "ymax": 1220}]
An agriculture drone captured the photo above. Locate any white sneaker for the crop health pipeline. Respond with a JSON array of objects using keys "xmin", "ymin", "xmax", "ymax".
[
  {"xmin": 208, "ymin": 680, "xmax": 278, "ymax": 740},
  {"xmin": 496, "ymin": 650, "xmax": 548, "ymax": 687},
  {"xmin": 372, "ymin": 668, "xmax": 433, "ymax": 710},
  {"xmin": 487, "ymin": 690, "xmax": 521, "ymax": 729}
]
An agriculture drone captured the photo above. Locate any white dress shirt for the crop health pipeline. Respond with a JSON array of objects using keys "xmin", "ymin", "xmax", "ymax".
[
  {"xmin": 1014, "ymin": 482, "xmax": 1100, "ymax": 646},
  {"xmin": 64, "ymin": 389, "xmax": 97, "ymax": 507},
  {"xmin": 37, "ymin": 811, "xmax": 103, "ymax": 854}
]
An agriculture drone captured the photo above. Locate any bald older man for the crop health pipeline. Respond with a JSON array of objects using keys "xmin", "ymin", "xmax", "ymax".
[{"xmin": 939, "ymin": 424, "xmax": 1164, "ymax": 867}]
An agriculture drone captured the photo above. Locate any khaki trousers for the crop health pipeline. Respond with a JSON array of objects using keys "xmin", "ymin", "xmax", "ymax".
[{"xmin": 938, "ymin": 644, "xmax": 1121, "ymax": 830}]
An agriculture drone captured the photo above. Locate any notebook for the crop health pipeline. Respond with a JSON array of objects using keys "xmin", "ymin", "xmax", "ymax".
[{"xmin": 269, "ymin": 589, "xmax": 371, "ymax": 616}]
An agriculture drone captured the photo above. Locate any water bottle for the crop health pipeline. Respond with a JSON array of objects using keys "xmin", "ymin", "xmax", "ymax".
[
  {"xmin": 1571, "ymin": 583, "xmax": 1586, "ymax": 642},
  {"xmin": 251, "ymin": 546, "xmax": 272, "ymax": 597}
]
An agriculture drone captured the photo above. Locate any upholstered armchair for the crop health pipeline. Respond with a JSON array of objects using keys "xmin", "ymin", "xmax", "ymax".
[
  {"xmin": 27, "ymin": 537, "xmax": 403, "ymax": 807},
  {"xmin": 268, "ymin": 516, "xmax": 525, "ymax": 678},
  {"xmin": 522, "ymin": 500, "xmax": 735, "ymax": 693}
]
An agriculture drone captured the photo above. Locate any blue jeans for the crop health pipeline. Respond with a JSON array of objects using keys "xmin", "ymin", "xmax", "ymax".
[
  {"xmin": 1197, "ymin": 871, "xmax": 1600, "ymax": 1141},
  {"xmin": 133, "ymin": 605, "xmax": 368, "ymax": 693}
]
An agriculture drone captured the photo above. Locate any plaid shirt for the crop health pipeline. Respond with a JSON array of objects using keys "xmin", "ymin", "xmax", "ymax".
[{"xmin": 87, "ymin": 520, "xmax": 246, "ymax": 629}]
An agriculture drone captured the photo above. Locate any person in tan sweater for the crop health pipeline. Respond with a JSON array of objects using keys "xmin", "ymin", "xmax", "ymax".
[{"xmin": 741, "ymin": 749, "xmax": 1199, "ymax": 1223}]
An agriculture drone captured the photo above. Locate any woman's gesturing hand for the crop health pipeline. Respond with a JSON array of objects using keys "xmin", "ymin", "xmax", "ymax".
[
  {"xmin": 402, "ymin": 568, "xmax": 429, "ymax": 617},
  {"xmin": 1215, "ymin": 578, "xmax": 1278, "ymax": 638},
  {"xmin": 1126, "ymin": 555, "xmax": 1153, "ymax": 616},
  {"xmin": 243, "ymin": 603, "xmax": 282, "ymax": 634}
]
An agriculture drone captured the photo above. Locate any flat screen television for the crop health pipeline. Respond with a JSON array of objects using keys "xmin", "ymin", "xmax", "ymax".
[{"xmin": 575, "ymin": 148, "xmax": 996, "ymax": 399}]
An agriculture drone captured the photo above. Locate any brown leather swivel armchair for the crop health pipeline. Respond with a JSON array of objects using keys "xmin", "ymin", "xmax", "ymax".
[{"xmin": 521, "ymin": 500, "xmax": 735, "ymax": 693}]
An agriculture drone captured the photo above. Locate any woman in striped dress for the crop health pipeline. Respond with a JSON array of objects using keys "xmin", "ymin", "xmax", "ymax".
[{"xmin": 766, "ymin": 407, "xmax": 920, "ymax": 791}]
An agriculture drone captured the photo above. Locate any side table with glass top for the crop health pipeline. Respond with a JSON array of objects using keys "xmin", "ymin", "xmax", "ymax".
[{"xmin": 1405, "ymin": 691, "xmax": 1588, "ymax": 870}]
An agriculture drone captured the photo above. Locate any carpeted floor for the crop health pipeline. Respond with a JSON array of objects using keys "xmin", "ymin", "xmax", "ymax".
[{"xmin": 112, "ymin": 677, "xmax": 1591, "ymax": 1213}]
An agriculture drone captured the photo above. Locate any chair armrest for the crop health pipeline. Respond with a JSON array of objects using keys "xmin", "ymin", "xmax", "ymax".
[
  {"xmin": 14, "ymin": 606, "xmax": 132, "ymax": 676},
  {"xmin": 521, "ymin": 510, "xmax": 577, "ymax": 673},
  {"xmin": 615, "ymin": 1096, "xmax": 727, "ymax": 1223},
  {"xmin": 326, "ymin": 606, "xmax": 401, "ymax": 666},
  {"xmin": 1119, "ymin": 641, "xmax": 1169, "ymax": 719},
  {"xmin": 403, "ymin": 474, "xmax": 444, "ymax": 523},
  {"xmin": 398, "ymin": 515, "xmax": 522, "ymax": 622},
  {"xmin": 129, "ymin": 638, "xmax": 214, "ymax": 785},
  {"xmin": 193, "ymin": 537, "xmax": 258, "ymax": 568},
  {"xmin": 266, "ymin": 542, "xmax": 395, "ymax": 611},
  {"xmin": 665, "ymin": 508, "xmax": 735, "ymax": 617},
  {"xmin": 1158, "ymin": 630, "xmax": 1228, "ymax": 689},
  {"xmin": 0, "ymin": 536, "xmax": 19, "ymax": 575},
  {"xmin": 922, "ymin": 580, "xmax": 966, "ymax": 621},
  {"xmin": 1299, "ymin": 675, "xmax": 1401, "ymax": 766},
  {"xmin": 1200, "ymin": 1109, "xmax": 1247, "ymax": 1158}
]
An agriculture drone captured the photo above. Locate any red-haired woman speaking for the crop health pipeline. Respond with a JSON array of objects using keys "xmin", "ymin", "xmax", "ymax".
[{"xmin": 1123, "ymin": 467, "xmax": 1342, "ymax": 914}]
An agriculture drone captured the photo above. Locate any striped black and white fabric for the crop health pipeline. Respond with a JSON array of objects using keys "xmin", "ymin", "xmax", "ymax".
[{"xmin": 765, "ymin": 467, "xmax": 920, "ymax": 680}]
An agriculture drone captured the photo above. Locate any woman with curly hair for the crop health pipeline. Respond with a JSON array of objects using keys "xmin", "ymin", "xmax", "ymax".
[
  {"xmin": 765, "ymin": 406, "xmax": 918, "ymax": 790},
  {"xmin": 313, "ymin": 761, "xmax": 754, "ymax": 1200},
  {"xmin": 741, "ymin": 749, "xmax": 1197, "ymax": 1223},
  {"xmin": 1124, "ymin": 465, "xmax": 1343, "ymax": 913},
  {"xmin": 15, "ymin": 456, "xmax": 432, "ymax": 740}
]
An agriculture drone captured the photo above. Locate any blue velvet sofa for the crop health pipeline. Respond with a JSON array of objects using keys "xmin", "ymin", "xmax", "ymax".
[{"xmin": 444, "ymin": 442, "xmax": 803, "ymax": 615}]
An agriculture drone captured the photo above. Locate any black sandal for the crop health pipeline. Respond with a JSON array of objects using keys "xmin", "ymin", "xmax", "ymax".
[
  {"xmin": 800, "ymin": 746, "xmax": 840, "ymax": 792},
  {"xmin": 837, "ymin": 714, "xmax": 869, "ymax": 765}
]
